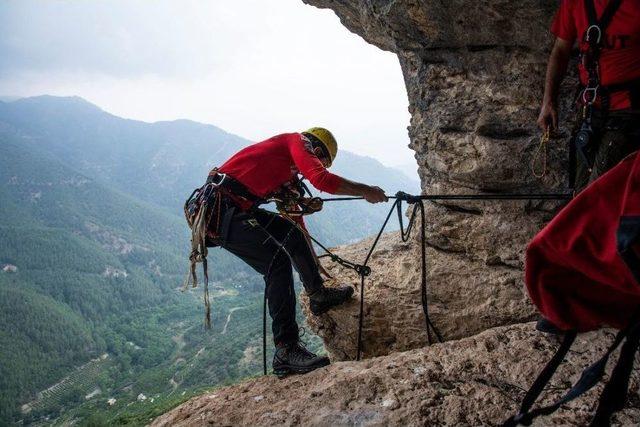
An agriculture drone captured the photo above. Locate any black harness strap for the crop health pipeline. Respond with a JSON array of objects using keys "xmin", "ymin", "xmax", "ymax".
[
  {"xmin": 584, "ymin": 0, "xmax": 622, "ymax": 114},
  {"xmin": 504, "ymin": 310, "xmax": 640, "ymax": 426},
  {"xmin": 502, "ymin": 331, "xmax": 577, "ymax": 427},
  {"xmin": 584, "ymin": 0, "xmax": 622, "ymax": 41},
  {"xmin": 591, "ymin": 323, "xmax": 640, "ymax": 426},
  {"xmin": 571, "ymin": 0, "xmax": 624, "ymax": 187}
]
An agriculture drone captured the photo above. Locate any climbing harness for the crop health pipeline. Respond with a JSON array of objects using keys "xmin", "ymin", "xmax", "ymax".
[
  {"xmin": 572, "ymin": 0, "xmax": 625, "ymax": 178},
  {"xmin": 531, "ymin": 129, "xmax": 550, "ymax": 178},
  {"xmin": 183, "ymin": 169, "xmax": 268, "ymax": 328}
]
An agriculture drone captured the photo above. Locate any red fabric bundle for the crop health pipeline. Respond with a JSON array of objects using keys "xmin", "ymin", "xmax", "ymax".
[{"xmin": 526, "ymin": 151, "xmax": 640, "ymax": 331}]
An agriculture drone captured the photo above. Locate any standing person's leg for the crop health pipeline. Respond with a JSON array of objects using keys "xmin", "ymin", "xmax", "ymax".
[
  {"xmin": 217, "ymin": 207, "xmax": 330, "ymax": 376},
  {"xmin": 252, "ymin": 210, "xmax": 323, "ymax": 294},
  {"xmin": 252, "ymin": 210, "xmax": 354, "ymax": 315},
  {"xmin": 219, "ymin": 210, "xmax": 299, "ymax": 345},
  {"xmin": 587, "ymin": 113, "xmax": 640, "ymax": 186}
]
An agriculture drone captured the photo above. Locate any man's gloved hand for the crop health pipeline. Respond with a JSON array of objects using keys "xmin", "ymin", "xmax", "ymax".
[{"xmin": 302, "ymin": 197, "xmax": 323, "ymax": 213}]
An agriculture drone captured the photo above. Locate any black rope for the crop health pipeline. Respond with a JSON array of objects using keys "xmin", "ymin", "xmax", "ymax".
[
  {"xmin": 255, "ymin": 214, "xmax": 299, "ymax": 375},
  {"xmin": 322, "ymin": 193, "xmax": 571, "ymax": 202},
  {"xmin": 321, "ymin": 191, "xmax": 571, "ymax": 360},
  {"xmin": 254, "ymin": 190, "xmax": 572, "ymax": 373}
]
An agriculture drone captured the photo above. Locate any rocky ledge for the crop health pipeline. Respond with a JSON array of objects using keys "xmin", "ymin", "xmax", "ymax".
[
  {"xmin": 152, "ymin": 323, "xmax": 640, "ymax": 426},
  {"xmin": 301, "ymin": 231, "xmax": 537, "ymax": 360}
]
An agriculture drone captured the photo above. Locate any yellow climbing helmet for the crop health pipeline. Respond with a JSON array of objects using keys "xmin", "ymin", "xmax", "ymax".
[{"xmin": 303, "ymin": 127, "xmax": 338, "ymax": 166}]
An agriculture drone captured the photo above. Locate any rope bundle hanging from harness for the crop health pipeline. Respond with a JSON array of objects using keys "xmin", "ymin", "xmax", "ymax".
[{"xmin": 183, "ymin": 182, "xmax": 221, "ymax": 328}]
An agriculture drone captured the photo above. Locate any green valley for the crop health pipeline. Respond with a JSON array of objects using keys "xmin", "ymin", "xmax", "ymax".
[{"xmin": 0, "ymin": 96, "xmax": 416, "ymax": 425}]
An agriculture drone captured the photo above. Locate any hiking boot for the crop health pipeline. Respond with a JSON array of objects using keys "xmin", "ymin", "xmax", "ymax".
[
  {"xmin": 272, "ymin": 341, "xmax": 330, "ymax": 378},
  {"xmin": 535, "ymin": 317, "xmax": 564, "ymax": 335},
  {"xmin": 308, "ymin": 285, "xmax": 354, "ymax": 315}
]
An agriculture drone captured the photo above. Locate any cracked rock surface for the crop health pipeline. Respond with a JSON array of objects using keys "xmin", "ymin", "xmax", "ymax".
[{"xmin": 152, "ymin": 324, "xmax": 640, "ymax": 427}]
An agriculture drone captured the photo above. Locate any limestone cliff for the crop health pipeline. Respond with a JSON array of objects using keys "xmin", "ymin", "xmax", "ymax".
[
  {"xmin": 299, "ymin": 0, "xmax": 580, "ymax": 358},
  {"xmin": 154, "ymin": 1, "xmax": 637, "ymax": 426}
]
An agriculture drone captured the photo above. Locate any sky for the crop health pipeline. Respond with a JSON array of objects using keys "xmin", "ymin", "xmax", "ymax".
[{"xmin": 0, "ymin": 0, "xmax": 415, "ymax": 168}]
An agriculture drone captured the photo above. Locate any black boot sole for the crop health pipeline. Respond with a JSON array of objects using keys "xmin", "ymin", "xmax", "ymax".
[{"xmin": 273, "ymin": 360, "xmax": 330, "ymax": 378}]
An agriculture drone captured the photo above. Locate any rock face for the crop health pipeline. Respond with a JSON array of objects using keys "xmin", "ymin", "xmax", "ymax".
[
  {"xmin": 152, "ymin": 323, "xmax": 640, "ymax": 427},
  {"xmin": 295, "ymin": 0, "xmax": 580, "ymax": 358},
  {"xmin": 301, "ymin": 231, "xmax": 535, "ymax": 360}
]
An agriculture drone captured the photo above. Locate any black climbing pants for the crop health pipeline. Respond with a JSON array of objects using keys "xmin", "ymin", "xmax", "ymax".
[
  {"xmin": 574, "ymin": 109, "xmax": 640, "ymax": 193},
  {"xmin": 208, "ymin": 202, "xmax": 323, "ymax": 345}
]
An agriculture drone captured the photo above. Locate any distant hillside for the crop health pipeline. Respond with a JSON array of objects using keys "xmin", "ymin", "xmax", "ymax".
[
  {"xmin": 0, "ymin": 96, "xmax": 419, "ymax": 245},
  {"xmin": 0, "ymin": 123, "xmax": 260, "ymax": 423},
  {"xmin": 0, "ymin": 96, "xmax": 418, "ymax": 424}
]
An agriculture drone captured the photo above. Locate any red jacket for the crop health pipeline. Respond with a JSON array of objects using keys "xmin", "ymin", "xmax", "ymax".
[
  {"xmin": 551, "ymin": 0, "xmax": 640, "ymax": 110},
  {"xmin": 526, "ymin": 151, "xmax": 640, "ymax": 331},
  {"xmin": 216, "ymin": 133, "xmax": 344, "ymax": 213}
]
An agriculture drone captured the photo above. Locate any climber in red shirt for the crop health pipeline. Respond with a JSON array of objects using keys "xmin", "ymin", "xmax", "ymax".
[
  {"xmin": 538, "ymin": 0, "xmax": 640, "ymax": 193},
  {"xmin": 206, "ymin": 127, "xmax": 387, "ymax": 376}
]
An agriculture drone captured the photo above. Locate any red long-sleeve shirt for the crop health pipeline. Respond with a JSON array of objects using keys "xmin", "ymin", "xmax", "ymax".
[
  {"xmin": 216, "ymin": 133, "xmax": 344, "ymax": 212},
  {"xmin": 551, "ymin": 0, "xmax": 640, "ymax": 110}
]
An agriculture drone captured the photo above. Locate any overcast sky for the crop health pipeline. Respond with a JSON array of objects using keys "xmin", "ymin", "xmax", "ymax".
[{"xmin": 0, "ymin": 0, "xmax": 415, "ymax": 168}]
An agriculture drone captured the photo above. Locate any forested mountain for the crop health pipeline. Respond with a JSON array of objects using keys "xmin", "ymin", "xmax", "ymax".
[
  {"xmin": 0, "ymin": 96, "xmax": 418, "ymax": 244},
  {"xmin": 0, "ymin": 96, "xmax": 418, "ymax": 425}
]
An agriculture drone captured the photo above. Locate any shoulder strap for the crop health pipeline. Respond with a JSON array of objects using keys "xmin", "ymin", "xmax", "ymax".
[
  {"xmin": 584, "ymin": 0, "xmax": 624, "ymax": 40},
  {"xmin": 599, "ymin": 0, "xmax": 624, "ymax": 32},
  {"xmin": 585, "ymin": 0, "xmax": 598, "ymax": 26}
]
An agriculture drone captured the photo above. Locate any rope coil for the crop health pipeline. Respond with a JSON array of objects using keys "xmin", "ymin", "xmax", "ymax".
[{"xmin": 531, "ymin": 129, "xmax": 550, "ymax": 179}]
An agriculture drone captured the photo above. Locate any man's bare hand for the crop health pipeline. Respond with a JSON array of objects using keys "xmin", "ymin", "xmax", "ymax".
[
  {"xmin": 537, "ymin": 102, "xmax": 558, "ymax": 131},
  {"xmin": 363, "ymin": 186, "xmax": 388, "ymax": 203}
]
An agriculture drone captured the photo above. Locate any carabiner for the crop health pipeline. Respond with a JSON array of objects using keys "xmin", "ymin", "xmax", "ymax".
[
  {"xmin": 585, "ymin": 24, "xmax": 602, "ymax": 44},
  {"xmin": 582, "ymin": 86, "xmax": 599, "ymax": 105}
]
